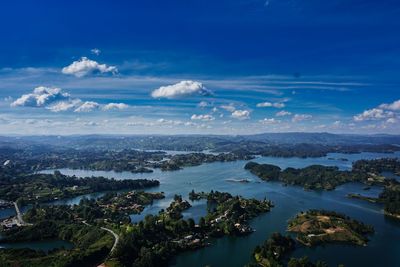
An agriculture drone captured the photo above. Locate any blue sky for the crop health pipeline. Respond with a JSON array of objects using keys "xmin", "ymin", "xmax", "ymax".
[{"xmin": 0, "ymin": 0, "xmax": 399, "ymax": 135}]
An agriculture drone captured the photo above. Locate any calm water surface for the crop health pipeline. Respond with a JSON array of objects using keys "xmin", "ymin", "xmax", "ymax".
[{"xmin": 1, "ymin": 151, "xmax": 400, "ymax": 265}]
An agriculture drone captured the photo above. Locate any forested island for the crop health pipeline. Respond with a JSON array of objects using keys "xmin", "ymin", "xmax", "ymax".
[
  {"xmin": 154, "ymin": 152, "xmax": 254, "ymax": 171},
  {"xmin": 244, "ymin": 162, "xmax": 366, "ymax": 190},
  {"xmin": 247, "ymin": 233, "xmax": 329, "ymax": 267},
  {"xmin": 287, "ymin": 210, "xmax": 374, "ymax": 247},
  {"xmin": 247, "ymin": 209, "xmax": 373, "ymax": 267},
  {"xmin": 245, "ymin": 158, "xmax": 400, "ymax": 190}
]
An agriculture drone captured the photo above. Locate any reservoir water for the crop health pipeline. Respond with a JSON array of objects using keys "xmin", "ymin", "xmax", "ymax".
[{"xmin": 1, "ymin": 151, "xmax": 400, "ymax": 266}]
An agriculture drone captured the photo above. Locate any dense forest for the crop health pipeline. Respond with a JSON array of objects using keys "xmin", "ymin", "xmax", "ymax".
[
  {"xmin": 247, "ymin": 232, "xmax": 329, "ymax": 267},
  {"xmin": 0, "ymin": 169, "xmax": 159, "ymax": 204},
  {"xmin": 0, "ymin": 191, "xmax": 273, "ymax": 267}
]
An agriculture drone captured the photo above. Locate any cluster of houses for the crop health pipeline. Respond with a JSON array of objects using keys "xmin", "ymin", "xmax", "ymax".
[
  {"xmin": 1, "ymin": 217, "xmax": 20, "ymax": 230},
  {"xmin": 172, "ymin": 233, "xmax": 207, "ymax": 249},
  {"xmin": 99, "ymin": 192, "xmax": 145, "ymax": 213},
  {"xmin": 209, "ymin": 210, "xmax": 253, "ymax": 234}
]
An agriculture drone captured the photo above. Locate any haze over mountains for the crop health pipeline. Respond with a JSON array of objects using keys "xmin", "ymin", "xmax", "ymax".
[{"xmin": 1, "ymin": 132, "xmax": 399, "ymax": 152}]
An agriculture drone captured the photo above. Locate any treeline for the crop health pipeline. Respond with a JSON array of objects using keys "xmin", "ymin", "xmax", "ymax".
[
  {"xmin": 379, "ymin": 183, "xmax": 400, "ymax": 217},
  {"xmin": 216, "ymin": 142, "xmax": 400, "ymax": 158},
  {"xmin": 0, "ymin": 147, "xmax": 164, "ymax": 173}
]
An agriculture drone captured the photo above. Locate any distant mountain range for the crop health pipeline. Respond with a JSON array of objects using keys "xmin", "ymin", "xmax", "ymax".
[{"xmin": 0, "ymin": 133, "xmax": 399, "ymax": 152}]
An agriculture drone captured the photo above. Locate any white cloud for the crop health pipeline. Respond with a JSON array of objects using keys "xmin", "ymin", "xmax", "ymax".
[
  {"xmin": 259, "ymin": 118, "xmax": 280, "ymax": 124},
  {"xmin": 386, "ymin": 118, "xmax": 397, "ymax": 124},
  {"xmin": 11, "ymin": 86, "xmax": 70, "ymax": 107},
  {"xmin": 292, "ymin": 114, "xmax": 312, "ymax": 122},
  {"xmin": 256, "ymin": 101, "xmax": 285, "ymax": 108},
  {"xmin": 220, "ymin": 104, "xmax": 236, "ymax": 112},
  {"xmin": 102, "ymin": 103, "xmax": 129, "ymax": 111},
  {"xmin": 62, "ymin": 57, "xmax": 118, "ymax": 77},
  {"xmin": 47, "ymin": 99, "xmax": 82, "ymax": 112},
  {"xmin": 156, "ymin": 118, "xmax": 185, "ymax": 126},
  {"xmin": 91, "ymin": 48, "xmax": 101, "ymax": 55},
  {"xmin": 191, "ymin": 114, "xmax": 215, "ymax": 121},
  {"xmin": 151, "ymin": 80, "xmax": 210, "ymax": 99},
  {"xmin": 11, "ymin": 87, "xmax": 128, "ymax": 113},
  {"xmin": 231, "ymin": 110, "xmax": 250, "ymax": 120},
  {"xmin": 354, "ymin": 100, "xmax": 399, "ymax": 122},
  {"xmin": 74, "ymin": 101, "xmax": 100, "ymax": 113},
  {"xmin": 198, "ymin": 101, "xmax": 210, "ymax": 108},
  {"xmin": 379, "ymin": 99, "xmax": 400, "ymax": 111},
  {"xmin": 353, "ymin": 108, "xmax": 395, "ymax": 121},
  {"xmin": 276, "ymin": 110, "xmax": 292, "ymax": 117}
]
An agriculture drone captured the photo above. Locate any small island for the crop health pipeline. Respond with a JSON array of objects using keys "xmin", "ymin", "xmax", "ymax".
[
  {"xmin": 346, "ymin": 193, "xmax": 379, "ymax": 203},
  {"xmin": 287, "ymin": 210, "xmax": 374, "ymax": 247},
  {"xmin": 249, "ymin": 232, "xmax": 329, "ymax": 267}
]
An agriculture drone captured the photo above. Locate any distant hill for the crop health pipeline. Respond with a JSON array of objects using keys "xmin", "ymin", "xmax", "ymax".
[
  {"xmin": 0, "ymin": 133, "xmax": 399, "ymax": 152},
  {"xmin": 239, "ymin": 132, "xmax": 400, "ymax": 145}
]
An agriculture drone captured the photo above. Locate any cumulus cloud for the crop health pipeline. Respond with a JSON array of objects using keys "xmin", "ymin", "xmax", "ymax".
[
  {"xmin": 354, "ymin": 99, "xmax": 399, "ymax": 122},
  {"xmin": 74, "ymin": 101, "xmax": 100, "ymax": 112},
  {"xmin": 156, "ymin": 118, "xmax": 186, "ymax": 126},
  {"xmin": 11, "ymin": 87, "xmax": 129, "ymax": 113},
  {"xmin": 11, "ymin": 86, "xmax": 70, "ymax": 107},
  {"xmin": 353, "ymin": 108, "xmax": 395, "ymax": 121},
  {"xmin": 102, "ymin": 103, "xmax": 129, "ymax": 111},
  {"xmin": 62, "ymin": 57, "xmax": 118, "ymax": 77},
  {"xmin": 259, "ymin": 118, "xmax": 280, "ymax": 124},
  {"xmin": 276, "ymin": 110, "xmax": 292, "ymax": 117},
  {"xmin": 151, "ymin": 81, "xmax": 211, "ymax": 99},
  {"xmin": 47, "ymin": 99, "xmax": 82, "ymax": 112},
  {"xmin": 379, "ymin": 99, "xmax": 400, "ymax": 111},
  {"xmin": 256, "ymin": 101, "xmax": 285, "ymax": 108},
  {"xmin": 292, "ymin": 114, "xmax": 312, "ymax": 122},
  {"xmin": 231, "ymin": 110, "xmax": 250, "ymax": 120},
  {"xmin": 190, "ymin": 114, "xmax": 215, "ymax": 121}
]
